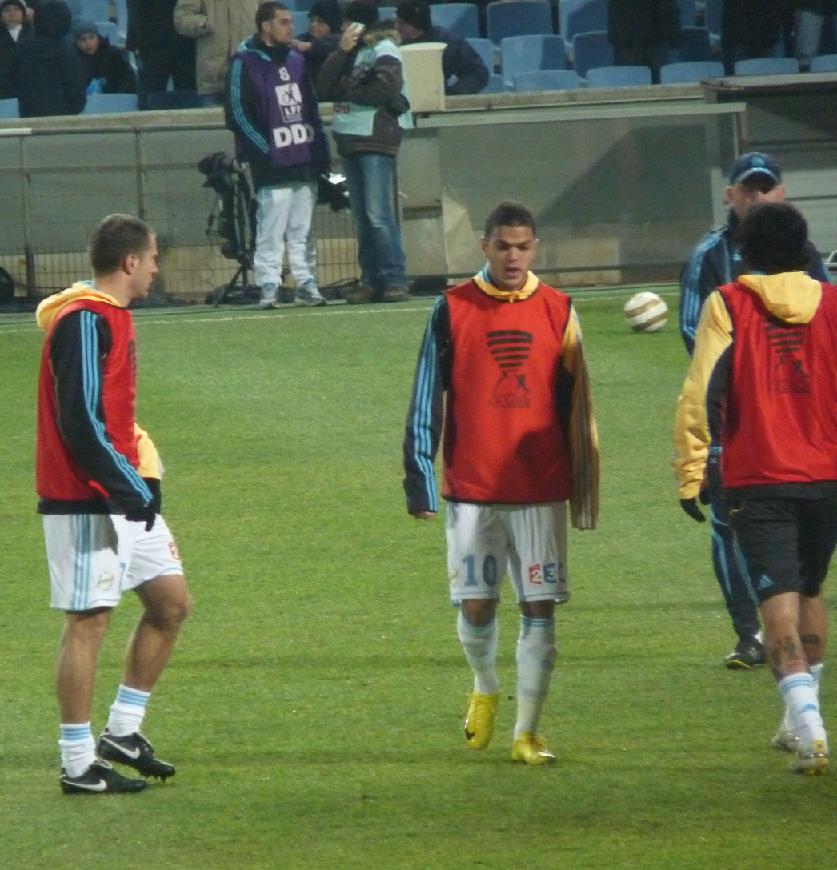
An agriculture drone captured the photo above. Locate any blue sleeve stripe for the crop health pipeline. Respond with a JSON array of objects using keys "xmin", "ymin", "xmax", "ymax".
[
  {"xmin": 79, "ymin": 312, "xmax": 151, "ymax": 503},
  {"xmin": 409, "ymin": 299, "xmax": 443, "ymax": 511},
  {"xmin": 680, "ymin": 230, "xmax": 723, "ymax": 351},
  {"xmin": 230, "ymin": 57, "xmax": 270, "ymax": 155}
]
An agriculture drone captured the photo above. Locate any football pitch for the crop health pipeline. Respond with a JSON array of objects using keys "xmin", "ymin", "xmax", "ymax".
[{"xmin": 1, "ymin": 287, "xmax": 834, "ymax": 869}]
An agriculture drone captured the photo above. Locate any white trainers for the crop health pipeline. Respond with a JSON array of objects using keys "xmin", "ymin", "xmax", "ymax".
[
  {"xmin": 294, "ymin": 283, "xmax": 327, "ymax": 307},
  {"xmin": 771, "ymin": 725, "xmax": 801, "ymax": 752},
  {"xmin": 258, "ymin": 283, "xmax": 279, "ymax": 310}
]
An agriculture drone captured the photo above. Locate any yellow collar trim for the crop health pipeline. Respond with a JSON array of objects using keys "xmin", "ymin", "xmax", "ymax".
[{"xmin": 473, "ymin": 270, "xmax": 540, "ymax": 303}]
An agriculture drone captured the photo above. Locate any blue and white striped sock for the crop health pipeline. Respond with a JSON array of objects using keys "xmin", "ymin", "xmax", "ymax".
[
  {"xmin": 106, "ymin": 684, "xmax": 150, "ymax": 737},
  {"xmin": 779, "ymin": 672, "xmax": 825, "ymax": 744},
  {"xmin": 457, "ymin": 611, "xmax": 499, "ymax": 695},
  {"xmin": 59, "ymin": 722, "xmax": 95, "ymax": 778},
  {"xmin": 514, "ymin": 616, "xmax": 557, "ymax": 738}
]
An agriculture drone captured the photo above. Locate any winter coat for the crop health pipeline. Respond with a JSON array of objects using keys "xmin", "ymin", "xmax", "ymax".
[
  {"xmin": 0, "ymin": 18, "xmax": 31, "ymax": 99},
  {"xmin": 12, "ymin": 1, "xmax": 85, "ymax": 116},
  {"xmin": 173, "ymin": 0, "xmax": 259, "ymax": 96},
  {"xmin": 796, "ymin": 0, "xmax": 837, "ymax": 14},
  {"xmin": 126, "ymin": 0, "xmax": 194, "ymax": 57},
  {"xmin": 607, "ymin": 0, "xmax": 680, "ymax": 49},
  {"xmin": 78, "ymin": 36, "xmax": 137, "ymax": 94},
  {"xmin": 295, "ymin": 30, "xmax": 339, "ymax": 90},
  {"xmin": 316, "ymin": 23, "xmax": 411, "ymax": 157},
  {"xmin": 400, "ymin": 25, "xmax": 488, "ymax": 95},
  {"xmin": 722, "ymin": 0, "xmax": 785, "ymax": 52}
]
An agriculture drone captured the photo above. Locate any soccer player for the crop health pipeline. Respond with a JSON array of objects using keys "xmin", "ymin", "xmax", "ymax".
[
  {"xmin": 403, "ymin": 201, "xmax": 599, "ymax": 765},
  {"xmin": 673, "ymin": 202, "xmax": 837, "ymax": 774},
  {"xmin": 36, "ymin": 214, "xmax": 191, "ymax": 794},
  {"xmin": 679, "ymin": 151, "xmax": 831, "ymax": 670}
]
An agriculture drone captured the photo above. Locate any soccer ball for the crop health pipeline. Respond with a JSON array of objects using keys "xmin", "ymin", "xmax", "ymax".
[{"xmin": 623, "ymin": 291, "xmax": 668, "ymax": 333}]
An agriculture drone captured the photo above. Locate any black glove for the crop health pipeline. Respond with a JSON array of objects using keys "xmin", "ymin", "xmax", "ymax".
[
  {"xmin": 144, "ymin": 477, "xmax": 162, "ymax": 515},
  {"xmin": 680, "ymin": 498, "xmax": 706, "ymax": 523},
  {"xmin": 125, "ymin": 501, "xmax": 156, "ymax": 532}
]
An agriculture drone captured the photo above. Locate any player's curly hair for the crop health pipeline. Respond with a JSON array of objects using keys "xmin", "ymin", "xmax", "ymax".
[
  {"xmin": 484, "ymin": 201, "xmax": 537, "ymax": 239},
  {"xmin": 736, "ymin": 202, "xmax": 809, "ymax": 274}
]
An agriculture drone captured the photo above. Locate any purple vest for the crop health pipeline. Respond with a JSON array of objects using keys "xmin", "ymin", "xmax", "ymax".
[{"xmin": 237, "ymin": 47, "xmax": 328, "ymax": 169}]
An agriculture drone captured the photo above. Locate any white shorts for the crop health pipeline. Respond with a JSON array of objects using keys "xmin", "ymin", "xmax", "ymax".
[
  {"xmin": 43, "ymin": 513, "xmax": 183, "ymax": 611},
  {"xmin": 445, "ymin": 502, "xmax": 569, "ymax": 604}
]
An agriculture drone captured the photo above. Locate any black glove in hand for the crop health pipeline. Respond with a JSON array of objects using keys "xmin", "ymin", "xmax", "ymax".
[
  {"xmin": 125, "ymin": 502, "xmax": 156, "ymax": 532},
  {"xmin": 143, "ymin": 477, "xmax": 162, "ymax": 515},
  {"xmin": 680, "ymin": 498, "xmax": 706, "ymax": 523}
]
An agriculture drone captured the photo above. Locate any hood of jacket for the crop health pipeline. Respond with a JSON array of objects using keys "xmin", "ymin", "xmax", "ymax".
[
  {"xmin": 35, "ymin": 282, "xmax": 122, "ymax": 331},
  {"xmin": 362, "ymin": 23, "xmax": 400, "ymax": 48},
  {"xmin": 33, "ymin": 0, "xmax": 71, "ymax": 39},
  {"xmin": 738, "ymin": 272, "xmax": 822, "ymax": 325}
]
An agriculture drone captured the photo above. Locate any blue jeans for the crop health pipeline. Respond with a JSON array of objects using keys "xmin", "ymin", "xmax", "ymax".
[{"xmin": 342, "ymin": 153, "xmax": 407, "ymax": 293}]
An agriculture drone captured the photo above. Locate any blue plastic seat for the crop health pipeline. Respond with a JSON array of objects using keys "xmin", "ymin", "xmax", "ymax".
[
  {"xmin": 677, "ymin": 0, "xmax": 697, "ymax": 27},
  {"xmin": 430, "ymin": 3, "xmax": 479, "ymax": 39},
  {"xmin": 659, "ymin": 60, "xmax": 724, "ymax": 84},
  {"xmin": 513, "ymin": 69, "xmax": 581, "ymax": 91},
  {"xmin": 562, "ymin": 0, "xmax": 607, "ymax": 55},
  {"xmin": 144, "ymin": 89, "xmax": 202, "ymax": 110},
  {"xmin": 378, "ymin": 6, "xmax": 397, "ymax": 20},
  {"xmin": 486, "ymin": 1, "xmax": 552, "ymax": 46},
  {"xmin": 733, "ymin": 57, "xmax": 800, "ymax": 76},
  {"xmin": 704, "ymin": 0, "xmax": 722, "ymax": 42},
  {"xmin": 95, "ymin": 21, "xmax": 125, "ymax": 47},
  {"xmin": 466, "ymin": 37, "xmax": 495, "ymax": 74},
  {"xmin": 586, "ymin": 65, "xmax": 653, "ymax": 87},
  {"xmin": 292, "ymin": 0, "xmax": 316, "ymax": 11},
  {"xmin": 572, "ymin": 30, "xmax": 613, "ymax": 76},
  {"xmin": 0, "ymin": 97, "xmax": 20, "ymax": 118},
  {"xmin": 501, "ymin": 35, "xmax": 565, "ymax": 83},
  {"xmin": 80, "ymin": 0, "xmax": 109, "ymax": 19},
  {"xmin": 481, "ymin": 73, "xmax": 509, "ymax": 93},
  {"xmin": 810, "ymin": 53, "xmax": 837, "ymax": 72},
  {"xmin": 83, "ymin": 92, "xmax": 138, "ymax": 114},
  {"xmin": 292, "ymin": 10, "xmax": 308, "ymax": 35},
  {"xmin": 669, "ymin": 26, "xmax": 711, "ymax": 62}
]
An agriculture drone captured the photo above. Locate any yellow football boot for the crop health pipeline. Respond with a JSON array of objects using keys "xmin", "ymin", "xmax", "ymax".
[
  {"xmin": 464, "ymin": 691, "xmax": 499, "ymax": 750},
  {"xmin": 791, "ymin": 738, "xmax": 829, "ymax": 775},
  {"xmin": 510, "ymin": 733, "xmax": 556, "ymax": 766}
]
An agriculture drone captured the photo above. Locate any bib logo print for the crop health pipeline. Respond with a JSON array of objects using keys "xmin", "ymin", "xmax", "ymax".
[
  {"xmin": 487, "ymin": 330, "xmax": 533, "ymax": 407},
  {"xmin": 765, "ymin": 319, "xmax": 810, "ymax": 393}
]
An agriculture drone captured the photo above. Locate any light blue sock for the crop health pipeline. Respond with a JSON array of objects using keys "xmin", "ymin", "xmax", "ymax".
[
  {"xmin": 779, "ymin": 672, "xmax": 825, "ymax": 744},
  {"xmin": 514, "ymin": 616, "xmax": 557, "ymax": 738}
]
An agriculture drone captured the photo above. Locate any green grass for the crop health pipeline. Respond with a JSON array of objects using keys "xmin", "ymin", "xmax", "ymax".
[{"xmin": 1, "ymin": 288, "xmax": 834, "ymax": 869}]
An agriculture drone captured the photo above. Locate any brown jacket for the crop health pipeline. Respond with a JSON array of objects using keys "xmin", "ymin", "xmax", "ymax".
[{"xmin": 174, "ymin": 0, "xmax": 257, "ymax": 96}]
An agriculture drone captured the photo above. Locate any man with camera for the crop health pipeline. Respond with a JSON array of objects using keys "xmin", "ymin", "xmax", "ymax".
[{"xmin": 225, "ymin": 1, "xmax": 329, "ymax": 309}]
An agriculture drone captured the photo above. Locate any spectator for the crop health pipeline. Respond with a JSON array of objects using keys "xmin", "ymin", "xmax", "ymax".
[
  {"xmin": 0, "ymin": 0, "xmax": 31, "ymax": 99},
  {"xmin": 317, "ymin": 2, "xmax": 412, "ymax": 304},
  {"xmin": 795, "ymin": 0, "xmax": 837, "ymax": 70},
  {"xmin": 12, "ymin": 1, "xmax": 85, "ymax": 117},
  {"xmin": 174, "ymin": 0, "xmax": 259, "ymax": 107},
  {"xmin": 721, "ymin": 0, "xmax": 785, "ymax": 75},
  {"xmin": 73, "ymin": 20, "xmax": 137, "ymax": 95},
  {"xmin": 292, "ymin": 0, "xmax": 340, "ymax": 87},
  {"xmin": 607, "ymin": 0, "xmax": 680, "ymax": 84},
  {"xmin": 127, "ymin": 0, "xmax": 196, "ymax": 108},
  {"xmin": 395, "ymin": 0, "xmax": 488, "ymax": 95},
  {"xmin": 225, "ymin": 2, "xmax": 330, "ymax": 309}
]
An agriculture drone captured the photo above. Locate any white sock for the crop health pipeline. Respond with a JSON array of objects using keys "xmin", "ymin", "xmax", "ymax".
[
  {"xmin": 106, "ymin": 684, "xmax": 150, "ymax": 736},
  {"xmin": 457, "ymin": 611, "xmax": 499, "ymax": 695},
  {"xmin": 59, "ymin": 722, "xmax": 95, "ymax": 778},
  {"xmin": 781, "ymin": 663, "xmax": 824, "ymax": 732},
  {"xmin": 778, "ymin": 672, "xmax": 826, "ymax": 744},
  {"xmin": 514, "ymin": 616, "xmax": 557, "ymax": 739}
]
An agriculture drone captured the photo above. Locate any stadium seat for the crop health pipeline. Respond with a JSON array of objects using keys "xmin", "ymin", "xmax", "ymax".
[
  {"xmin": 733, "ymin": 57, "xmax": 801, "ymax": 76},
  {"xmin": 467, "ymin": 37, "xmax": 495, "ymax": 73},
  {"xmin": 562, "ymin": 0, "xmax": 607, "ymax": 56},
  {"xmin": 80, "ymin": 0, "xmax": 109, "ymax": 19},
  {"xmin": 704, "ymin": 0, "xmax": 722, "ymax": 42},
  {"xmin": 378, "ymin": 6, "xmax": 397, "ymax": 20},
  {"xmin": 0, "ymin": 97, "xmax": 19, "ymax": 118},
  {"xmin": 586, "ymin": 65, "xmax": 653, "ymax": 88},
  {"xmin": 113, "ymin": 0, "xmax": 128, "ymax": 33},
  {"xmin": 293, "ymin": 10, "xmax": 308, "ymax": 35},
  {"xmin": 144, "ymin": 89, "xmax": 202, "ymax": 110},
  {"xmin": 659, "ymin": 60, "xmax": 724, "ymax": 84},
  {"xmin": 486, "ymin": 1, "xmax": 553, "ymax": 46},
  {"xmin": 501, "ymin": 35, "xmax": 566, "ymax": 84},
  {"xmin": 481, "ymin": 73, "xmax": 510, "ymax": 93},
  {"xmin": 430, "ymin": 3, "xmax": 479, "ymax": 39},
  {"xmin": 677, "ymin": 0, "xmax": 697, "ymax": 27},
  {"xmin": 513, "ymin": 69, "xmax": 581, "ymax": 91},
  {"xmin": 292, "ymin": 0, "xmax": 316, "ymax": 11},
  {"xmin": 82, "ymin": 92, "xmax": 138, "ymax": 114},
  {"xmin": 811, "ymin": 53, "xmax": 837, "ymax": 72},
  {"xmin": 668, "ymin": 26, "xmax": 711, "ymax": 62},
  {"xmin": 572, "ymin": 30, "xmax": 613, "ymax": 77}
]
